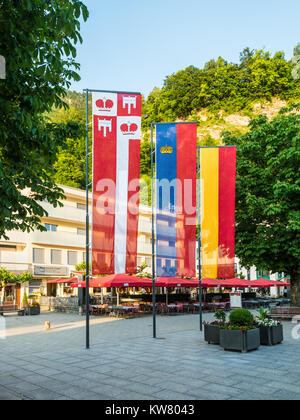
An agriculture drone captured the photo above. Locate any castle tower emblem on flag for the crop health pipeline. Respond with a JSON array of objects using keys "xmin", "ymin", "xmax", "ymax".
[
  {"xmin": 122, "ymin": 96, "xmax": 137, "ymax": 114},
  {"xmin": 98, "ymin": 118, "xmax": 112, "ymax": 137}
]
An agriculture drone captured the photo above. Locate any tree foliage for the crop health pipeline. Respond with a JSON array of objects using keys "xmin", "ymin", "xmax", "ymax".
[
  {"xmin": 223, "ymin": 105, "xmax": 300, "ymax": 305},
  {"xmin": 0, "ymin": 0, "xmax": 88, "ymax": 239},
  {"xmin": 75, "ymin": 260, "xmax": 86, "ymax": 272},
  {"xmin": 48, "ymin": 105, "xmax": 87, "ymax": 189},
  {"xmin": 143, "ymin": 48, "xmax": 300, "ymax": 129},
  {"xmin": 0, "ymin": 267, "xmax": 33, "ymax": 286}
]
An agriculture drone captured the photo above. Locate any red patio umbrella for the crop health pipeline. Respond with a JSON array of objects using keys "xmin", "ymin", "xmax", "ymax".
[
  {"xmin": 272, "ymin": 280, "xmax": 291, "ymax": 287},
  {"xmin": 251, "ymin": 278, "xmax": 291, "ymax": 288},
  {"xmin": 156, "ymin": 277, "xmax": 200, "ymax": 288},
  {"xmin": 201, "ymin": 278, "xmax": 223, "ymax": 288},
  {"xmin": 70, "ymin": 274, "xmax": 153, "ymax": 288},
  {"xmin": 217, "ymin": 278, "xmax": 253, "ymax": 288}
]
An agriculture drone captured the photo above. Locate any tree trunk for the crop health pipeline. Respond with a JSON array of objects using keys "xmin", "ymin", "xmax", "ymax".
[{"xmin": 290, "ymin": 272, "xmax": 300, "ymax": 307}]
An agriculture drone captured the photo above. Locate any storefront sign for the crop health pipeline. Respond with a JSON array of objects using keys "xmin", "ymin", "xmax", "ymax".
[{"xmin": 34, "ymin": 266, "xmax": 68, "ymax": 276}]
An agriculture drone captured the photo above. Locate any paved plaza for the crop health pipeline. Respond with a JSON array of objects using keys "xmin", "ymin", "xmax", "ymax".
[{"xmin": 0, "ymin": 311, "xmax": 300, "ymax": 400}]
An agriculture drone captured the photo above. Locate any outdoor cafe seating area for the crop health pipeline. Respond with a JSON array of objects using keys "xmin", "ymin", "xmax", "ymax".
[
  {"xmin": 81, "ymin": 293, "xmax": 290, "ymax": 319},
  {"xmin": 46, "ymin": 274, "xmax": 291, "ymax": 319}
]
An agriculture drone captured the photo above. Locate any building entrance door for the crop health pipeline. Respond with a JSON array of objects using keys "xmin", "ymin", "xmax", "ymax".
[{"xmin": 16, "ymin": 285, "xmax": 21, "ymax": 309}]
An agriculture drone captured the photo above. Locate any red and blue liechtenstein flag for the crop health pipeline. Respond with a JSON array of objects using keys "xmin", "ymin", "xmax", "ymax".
[
  {"xmin": 155, "ymin": 123, "xmax": 197, "ymax": 277},
  {"xmin": 92, "ymin": 92, "xmax": 142, "ymax": 275}
]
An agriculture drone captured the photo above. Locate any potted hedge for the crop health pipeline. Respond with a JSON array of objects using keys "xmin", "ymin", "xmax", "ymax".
[
  {"xmin": 26, "ymin": 301, "xmax": 40, "ymax": 316},
  {"xmin": 204, "ymin": 310, "xmax": 226, "ymax": 345},
  {"xmin": 220, "ymin": 309, "xmax": 260, "ymax": 353},
  {"xmin": 255, "ymin": 307, "xmax": 283, "ymax": 346}
]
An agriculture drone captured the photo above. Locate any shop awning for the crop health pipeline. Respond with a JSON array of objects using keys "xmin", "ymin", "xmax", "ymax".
[{"xmin": 46, "ymin": 277, "xmax": 78, "ymax": 284}]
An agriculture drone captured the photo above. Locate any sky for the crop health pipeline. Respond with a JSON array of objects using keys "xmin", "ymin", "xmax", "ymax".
[{"xmin": 71, "ymin": 0, "xmax": 300, "ymax": 97}]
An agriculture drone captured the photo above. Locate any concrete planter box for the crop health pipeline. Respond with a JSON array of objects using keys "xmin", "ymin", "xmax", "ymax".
[
  {"xmin": 26, "ymin": 306, "xmax": 40, "ymax": 316},
  {"xmin": 220, "ymin": 328, "xmax": 260, "ymax": 353},
  {"xmin": 259, "ymin": 325, "xmax": 283, "ymax": 346},
  {"xmin": 204, "ymin": 324, "xmax": 220, "ymax": 344}
]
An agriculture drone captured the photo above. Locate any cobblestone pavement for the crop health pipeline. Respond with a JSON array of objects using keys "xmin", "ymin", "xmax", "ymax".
[{"xmin": 0, "ymin": 311, "xmax": 300, "ymax": 400}]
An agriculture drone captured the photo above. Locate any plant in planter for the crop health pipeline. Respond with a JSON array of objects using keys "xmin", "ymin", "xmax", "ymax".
[
  {"xmin": 26, "ymin": 301, "xmax": 40, "ymax": 316},
  {"xmin": 22, "ymin": 292, "xmax": 28, "ymax": 308},
  {"xmin": 255, "ymin": 307, "xmax": 283, "ymax": 346},
  {"xmin": 203, "ymin": 310, "xmax": 226, "ymax": 345},
  {"xmin": 220, "ymin": 309, "xmax": 260, "ymax": 353}
]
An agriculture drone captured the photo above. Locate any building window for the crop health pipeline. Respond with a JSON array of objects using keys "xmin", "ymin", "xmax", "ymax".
[
  {"xmin": 33, "ymin": 248, "xmax": 45, "ymax": 264},
  {"xmin": 77, "ymin": 228, "xmax": 85, "ymax": 236},
  {"xmin": 51, "ymin": 249, "xmax": 62, "ymax": 265},
  {"xmin": 257, "ymin": 270, "xmax": 270, "ymax": 278},
  {"xmin": 45, "ymin": 224, "xmax": 57, "ymax": 232},
  {"xmin": 77, "ymin": 203, "xmax": 86, "ymax": 210},
  {"xmin": 68, "ymin": 251, "xmax": 77, "ymax": 265}
]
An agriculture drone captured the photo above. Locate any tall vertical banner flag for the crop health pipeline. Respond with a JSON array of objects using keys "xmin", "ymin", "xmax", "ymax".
[
  {"xmin": 200, "ymin": 147, "xmax": 236, "ymax": 279},
  {"xmin": 92, "ymin": 92, "xmax": 142, "ymax": 275},
  {"xmin": 156, "ymin": 123, "xmax": 197, "ymax": 277}
]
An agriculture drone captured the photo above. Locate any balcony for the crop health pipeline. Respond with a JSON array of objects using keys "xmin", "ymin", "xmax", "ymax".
[
  {"xmin": 137, "ymin": 241, "xmax": 152, "ymax": 255},
  {"xmin": 30, "ymin": 230, "xmax": 86, "ymax": 249},
  {"xmin": 138, "ymin": 219, "xmax": 152, "ymax": 234},
  {"xmin": 39, "ymin": 202, "xmax": 86, "ymax": 224}
]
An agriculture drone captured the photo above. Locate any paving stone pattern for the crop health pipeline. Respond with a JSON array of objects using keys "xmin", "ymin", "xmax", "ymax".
[{"xmin": 0, "ymin": 312, "xmax": 299, "ymax": 400}]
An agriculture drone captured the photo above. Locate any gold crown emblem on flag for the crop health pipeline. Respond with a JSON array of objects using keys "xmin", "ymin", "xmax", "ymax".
[{"xmin": 160, "ymin": 144, "xmax": 173, "ymax": 154}]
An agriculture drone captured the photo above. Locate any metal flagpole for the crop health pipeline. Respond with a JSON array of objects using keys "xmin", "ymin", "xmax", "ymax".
[
  {"xmin": 197, "ymin": 146, "xmax": 203, "ymax": 331},
  {"xmin": 85, "ymin": 89, "xmax": 90, "ymax": 349},
  {"xmin": 151, "ymin": 123, "xmax": 156, "ymax": 339}
]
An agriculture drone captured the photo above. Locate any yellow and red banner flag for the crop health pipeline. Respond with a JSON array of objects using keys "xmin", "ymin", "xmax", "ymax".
[{"xmin": 200, "ymin": 147, "xmax": 236, "ymax": 279}]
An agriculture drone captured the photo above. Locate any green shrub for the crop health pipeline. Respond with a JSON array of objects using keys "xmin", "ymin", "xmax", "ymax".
[
  {"xmin": 22, "ymin": 292, "xmax": 28, "ymax": 305},
  {"xmin": 214, "ymin": 310, "xmax": 226, "ymax": 324},
  {"xmin": 229, "ymin": 309, "xmax": 254, "ymax": 326}
]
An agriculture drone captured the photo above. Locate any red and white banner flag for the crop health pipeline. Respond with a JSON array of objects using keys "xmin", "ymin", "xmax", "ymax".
[{"xmin": 92, "ymin": 92, "xmax": 142, "ymax": 275}]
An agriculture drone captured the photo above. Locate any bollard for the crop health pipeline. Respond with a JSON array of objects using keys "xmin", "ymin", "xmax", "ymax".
[{"xmin": 45, "ymin": 321, "xmax": 51, "ymax": 331}]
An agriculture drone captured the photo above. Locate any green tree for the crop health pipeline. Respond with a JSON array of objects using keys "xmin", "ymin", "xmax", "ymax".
[
  {"xmin": 292, "ymin": 43, "xmax": 300, "ymax": 81},
  {"xmin": 49, "ymin": 106, "xmax": 87, "ymax": 189},
  {"xmin": 223, "ymin": 105, "xmax": 300, "ymax": 306},
  {"xmin": 0, "ymin": 267, "xmax": 15, "ymax": 286},
  {"xmin": 294, "ymin": 43, "xmax": 300, "ymax": 56},
  {"xmin": 143, "ymin": 48, "xmax": 299, "ymax": 124},
  {"xmin": 140, "ymin": 134, "xmax": 151, "ymax": 177},
  {"xmin": 75, "ymin": 260, "xmax": 86, "ymax": 273},
  {"xmin": 0, "ymin": 0, "xmax": 88, "ymax": 239},
  {"xmin": 22, "ymin": 292, "xmax": 28, "ymax": 306}
]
